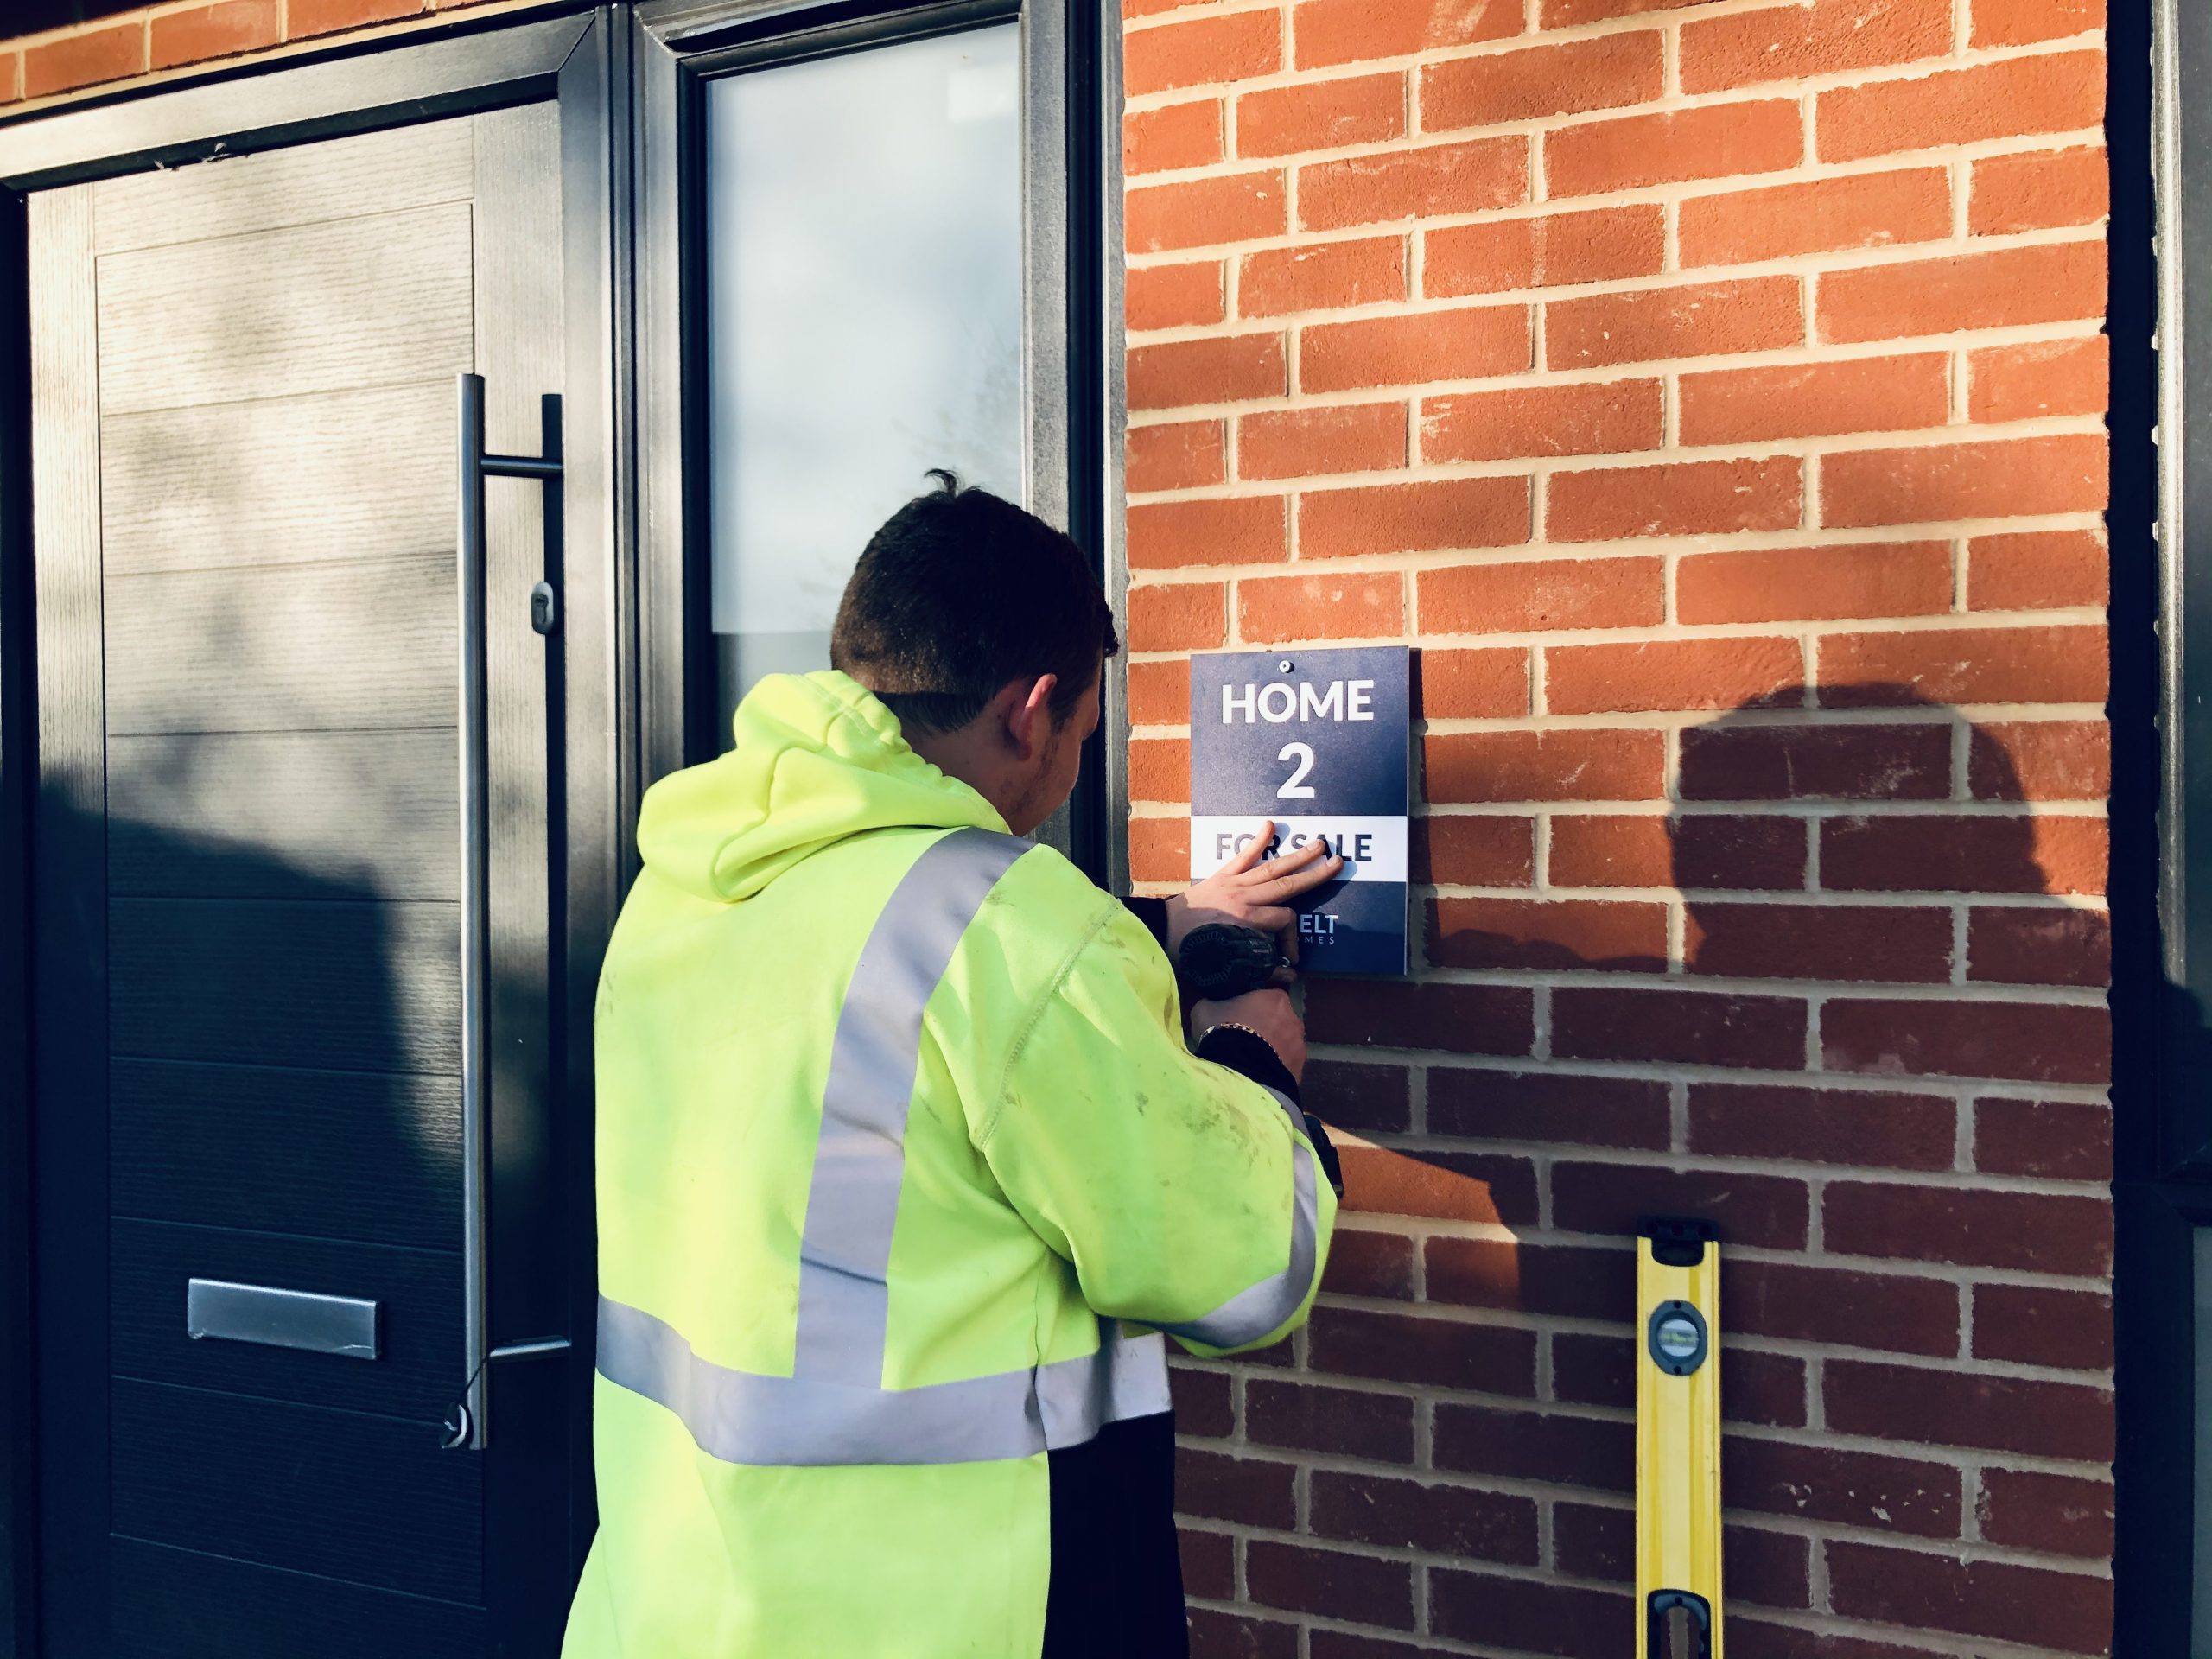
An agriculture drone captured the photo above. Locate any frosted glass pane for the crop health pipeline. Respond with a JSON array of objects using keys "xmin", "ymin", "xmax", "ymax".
[{"xmin": 706, "ymin": 25, "xmax": 1024, "ymax": 740}]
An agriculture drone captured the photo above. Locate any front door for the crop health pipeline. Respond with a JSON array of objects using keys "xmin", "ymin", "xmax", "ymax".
[{"xmin": 28, "ymin": 103, "xmax": 580, "ymax": 1656}]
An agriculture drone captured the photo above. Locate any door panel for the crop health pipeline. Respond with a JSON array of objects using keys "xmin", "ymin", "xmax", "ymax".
[{"xmin": 31, "ymin": 99, "xmax": 573, "ymax": 1657}]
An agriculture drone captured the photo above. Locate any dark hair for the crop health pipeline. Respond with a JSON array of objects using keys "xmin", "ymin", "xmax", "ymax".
[{"xmin": 831, "ymin": 470, "xmax": 1120, "ymax": 737}]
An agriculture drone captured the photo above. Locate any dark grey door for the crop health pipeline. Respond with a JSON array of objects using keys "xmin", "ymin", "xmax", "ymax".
[{"xmin": 28, "ymin": 106, "xmax": 576, "ymax": 1656}]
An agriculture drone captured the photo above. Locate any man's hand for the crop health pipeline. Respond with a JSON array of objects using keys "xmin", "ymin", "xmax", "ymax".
[
  {"xmin": 1169, "ymin": 820, "xmax": 1344, "ymax": 965},
  {"xmin": 1190, "ymin": 988, "xmax": 1307, "ymax": 1084}
]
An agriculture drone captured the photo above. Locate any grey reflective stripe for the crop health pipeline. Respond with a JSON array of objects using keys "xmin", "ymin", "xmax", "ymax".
[
  {"xmin": 1158, "ymin": 1088, "xmax": 1324, "ymax": 1351},
  {"xmin": 599, "ymin": 1297, "xmax": 1169, "ymax": 1467},
  {"xmin": 792, "ymin": 827, "xmax": 1030, "ymax": 1384}
]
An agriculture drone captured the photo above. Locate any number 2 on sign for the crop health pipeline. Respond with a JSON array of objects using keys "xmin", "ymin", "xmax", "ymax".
[{"xmin": 1276, "ymin": 742, "xmax": 1317, "ymax": 799}]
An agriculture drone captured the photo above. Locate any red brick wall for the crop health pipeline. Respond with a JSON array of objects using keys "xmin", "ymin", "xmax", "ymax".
[{"xmin": 1123, "ymin": 0, "xmax": 2114, "ymax": 1652}]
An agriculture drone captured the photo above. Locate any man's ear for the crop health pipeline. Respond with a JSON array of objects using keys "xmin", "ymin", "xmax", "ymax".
[{"xmin": 1004, "ymin": 674, "xmax": 1059, "ymax": 760}]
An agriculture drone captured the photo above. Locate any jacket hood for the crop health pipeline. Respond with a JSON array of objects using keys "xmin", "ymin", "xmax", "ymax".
[{"xmin": 635, "ymin": 670, "xmax": 1007, "ymax": 903}]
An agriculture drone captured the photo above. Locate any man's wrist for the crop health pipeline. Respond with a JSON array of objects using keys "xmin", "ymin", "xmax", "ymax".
[{"xmin": 1192, "ymin": 1022, "xmax": 1300, "ymax": 1105}]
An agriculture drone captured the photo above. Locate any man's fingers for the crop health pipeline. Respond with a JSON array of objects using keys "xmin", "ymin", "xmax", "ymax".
[
  {"xmin": 1249, "ymin": 854, "xmax": 1344, "ymax": 904},
  {"xmin": 1249, "ymin": 905, "xmax": 1296, "ymax": 934},
  {"xmin": 1216, "ymin": 820, "xmax": 1278, "ymax": 876}
]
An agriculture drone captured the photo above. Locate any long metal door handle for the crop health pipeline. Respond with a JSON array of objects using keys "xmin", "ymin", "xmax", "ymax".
[{"xmin": 449, "ymin": 372, "xmax": 567, "ymax": 1452}]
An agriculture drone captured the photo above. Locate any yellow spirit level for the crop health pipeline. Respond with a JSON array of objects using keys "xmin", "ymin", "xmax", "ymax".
[{"xmin": 1636, "ymin": 1217, "xmax": 1722, "ymax": 1659}]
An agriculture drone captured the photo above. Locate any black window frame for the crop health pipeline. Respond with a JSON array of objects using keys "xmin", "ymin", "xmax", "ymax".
[{"xmin": 631, "ymin": 0, "xmax": 1119, "ymax": 882}]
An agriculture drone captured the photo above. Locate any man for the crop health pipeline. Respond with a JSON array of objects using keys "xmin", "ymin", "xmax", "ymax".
[{"xmin": 563, "ymin": 474, "xmax": 1343, "ymax": 1658}]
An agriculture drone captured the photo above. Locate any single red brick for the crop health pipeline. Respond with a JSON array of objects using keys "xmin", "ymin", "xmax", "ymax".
[
  {"xmin": 1968, "ymin": 905, "xmax": 2109, "ymax": 986},
  {"xmin": 1306, "ymin": 977, "xmax": 1535, "ymax": 1053},
  {"xmin": 1416, "ymin": 812, "xmax": 1536, "ymax": 883},
  {"xmin": 1421, "ymin": 31, "xmax": 1662, "ymax": 130},
  {"xmin": 1126, "ymin": 260, "xmax": 1224, "ymax": 331},
  {"xmin": 1972, "ymin": 720, "xmax": 2109, "ymax": 800},
  {"xmin": 1823, "ymin": 996, "xmax": 2111, "ymax": 1084},
  {"xmin": 1301, "ymin": 303, "xmax": 1530, "ymax": 391},
  {"xmin": 1125, "ymin": 99, "xmax": 1222, "ymax": 175},
  {"xmin": 1425, "ymin": 1237, "xmax": 1635, "ymax": 1327},
  {"xmin": 1820, "ymin": 241, "xmax": 2105, "ymax": 343},
  {"xmin": 1554, "ymin": 988, "xmax": 1811, "ymax": 1072},
  {"xmin": 1680, "ymin": 355, "xmax": 1950, "ymax": 444},
  {"xmin": 152, "ymin": 0, "xmax": 282, "ymax": 68},
  {"xmin": 1407, "ymin": 645, "xmax": 1530, "ymax": 716},
  {"xmin": 1237, "ymin": 569, "xmax": 1403, "ymax": 641},
  {"xmin": 1247, "ymin": 1378, "xmax": 1414, "ymax": 1462},
  {"xmin": 1127, "ymin": 658, "xmax": 1191, "ymax": 726},
  {"xmin": 1971, "ymin": 145, "xmax": 2109, "ymax": 234},
  {"xmin": 1975, "ymin": 1096, "xmax": 2112, "ymax": 1180},
  {"xmin": 1727, "ymin": 1258, "xmax": 1961, "ymax": 1355},
  {"xmin": 1128, "ymin": 421, "xmax": 1225, "ymax": 493},
  {"xmin": 1239, "ymin": 402, "xmax": 1404, "ymax": 480},
  {"xmin": 1726, "ymin": 1351, "xmax": 1813, "ymax": 1430},
  {"xmin": 1826, "ymin": 1358, "xmax": 2113, "ymax": 1460},
  {"xmin": 1128, "ymin": 580, "xmax": 1226, "ymax": 650},
  {"xmin": 1427, "ymin": 1072, "xmax": 1669, "ymax": 1154},
  {"xmin": 1307, "ymin": 1305, "xmax": 1538, "ymax": 1393},
  {"xmin": 1549, "ymin": 813, "xmax": 1806, "ymax": 889},
  {"xmin": 1239, "ymin": 237, "xmax": 1406, "ymax": 317},
  {"xmin": 1177, "ymin": 1447, "xmax": 1297, "ymax": 1528},
  {"xmin": 1338, "ymin": 1143, "xmax": 1538, "ymax": 1223},
  {"xmin": 0, "ymin": 53, "xmax": 19, "ymax": 105},
  {"xmin": 1679, "ymin": 542, "xmax": 1952, "ymax": 625},
  {"xmin": 284, "ymin": 0, "xmax": 421, "ymax": 39},
  {"xmin": 1432, "ymin": 1569, "xmax": 1630, "ymax": 1653},
  {"xmin": 1974, "ymin": 1282, "xmax": 2113, "ymax": 1371},
  {"xmin": 1548, "ymin": 457, "xmax": 1803, "ymax": 541},
  {"xmin": 1186, "ymin": 1609, "xmax": 1297, "ymax": 1659},
  {"xmin": 1426, "ymin": 205, "xmax": 1664, "ymax": 298},
  {"xmin": 1541, "ymin": 0, "xmax": 1707, "ymax": 22},
  {"xmin": 1726, "ymin": 1438, "xmax": 1963, "ymax": 1537},
  {"xmin": 1312, "ymin": 1471, "xmax": 1541, "ymax": 1565},
  {"xmin": 1125, "ymin": 10, "xmax": 1280, "ymax": 98},
  {"xmin": 1128, "ymin": 332, "xmax": 1285, "ymax": 410},
  {"xmin": 1429, "ymin": 896, "xmax": 1668, "ymax": 971},
  {"xmin": 1827, "ymin": 1180, "xmax": 2110, "ymax": 1275},
  {"xmin": 1546, "ymin": 637, "xmax": 1806, "ymax": 715},
  {"xmin": 1977, "ymin": 1468, "xmax": 2113, "ymax": 1559},
  {"xmin": 1823, "ymin": 813, "xmax": 2106, "ymax": 895},
  {"xmin": 1127, "ymin": 815, "xmax": 1189, "ymax": 882},
  {"xmin": 1127, "ymin": 171, "xmax": 1286, "ymax": 254},
  {"xmin": 1420, "ymin": 555, "xmax": 1662, "ymax": 634},
  {"xmin": 1128, "ymin": 737, "xmax": 1189, "ymax": 803},
  {"xmin": 1128, "ymin": 495, "xmax": 1286, "ymax": 571},
  {"xmin": 1178, "ymin": 1527, "xmax": 1233, "ymax": 1600},
  {"xmin": 1292, "ymin": 0, "xmax": 1522, "ymax": 70},
  {"xmin": 1236, "ymin": 72, "xmax": 1404, "ymax": 158},
  {"xmin": 1433, "ymin": 1402, "xmax": 1634, "ymax": 1493},
  {"xmin": 1305, "ymin": 1058, "xmax": 1414, "ymax": 1133},
  {"xmin": 1551, "ymin": 1156, "xmax": 1813, "ymax": 1243},
  {"xmin": 1546, "ymin": 100, "xmax": 1802, "ymax": 198},
  {"xmin": 1548, "ymin": 276, "xmax": 1802, "ymax": 369},
  {"xmin": 1818, "ymin": 622, "xmax": 2108, "ymax": 705},
  {"xmin": 1298, "ymin": 137, "xmax": 1529, "ymax": 231},
  {"xmin": 1416, "ymin": 646, "xmax": 1530, "ymax": 718},
  {"xmin": 1969, "ymin": 334, "xmax": 2108, "ymax": 423},
  {"xmin": 1683, "ymin": 0, "xmax": 1950, "ymax": 94},
  {"xmin": 1967, "ymin": 529, "xmax": 2107, "ymax": 612},
  {"xmin": 1169, "ymin": 1359, "xmax": 1235, "ymax": 1438},
  {"xmin": 25, "ymin": 21, "xmax": 144, "ymax": 96},
  {"xmin": 1688, "ymin": 899, "xmax": 1951, "ymax": 982},
  {"xmin": 1826, "ymin": 1541, "xmax": 2112, "ymax": 1653},
  {"xmin": 1972, "ymin": 0, "xmax": 2104, "ymax": 47},
  {"xmin": 1688, "ymin": 1081, "xmax": 1956, "ymax": 1169},
  {"xmin": 1426, "ymin": 728, "xmax": 1665, "ymax": 802},
  {"xmin": 1680, "ymin": 168, "xmax": 1953, "ymax": 267},
  {"xmin": 1821, "ymin": 435, "xmax": 2107, "ymax": 527},
  {"xmin": 1678, "ymin": 721, "xmax": 1951, "ymax": 803},
  {"xmin": 1817, "ymin": 52, "xmax": 2107, "ymax": 163},
  {"xmin": 1301, "ymin": 475, "xmax": 1529, "ymax": 558},
  {"xmin": 1319, "ymin": 1226, "xmax": 1419, "ymax": 1300},
  {"xmin": 1421, "ymin": 379, "xmax": 1662, "ymax": 463}
]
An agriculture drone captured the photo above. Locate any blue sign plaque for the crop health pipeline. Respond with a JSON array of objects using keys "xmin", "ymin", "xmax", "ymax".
[{"xmin": 1188, "ymin": 645, "xmax": 1411, "ymax": 977}]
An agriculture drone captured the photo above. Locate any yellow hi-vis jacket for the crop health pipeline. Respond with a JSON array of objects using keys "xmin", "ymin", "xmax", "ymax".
[{"xmin": 562, "ymin": 671, "xmax": 1337, "ymax": 1658}]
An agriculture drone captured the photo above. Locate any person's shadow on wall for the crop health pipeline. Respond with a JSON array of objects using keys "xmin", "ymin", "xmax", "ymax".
[{"xmin": 1284, "ymin": 683, "xmax": 2110, "ymax": 1647}]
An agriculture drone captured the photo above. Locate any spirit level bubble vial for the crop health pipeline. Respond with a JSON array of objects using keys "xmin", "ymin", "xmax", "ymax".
[{"xmin": 1637, "ymin": 1217, "xmax": 1723, "ymax": 1659}]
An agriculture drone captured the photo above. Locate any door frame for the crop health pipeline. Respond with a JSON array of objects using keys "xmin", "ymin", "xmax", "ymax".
[
  {"xmin": 0, "ymin": 9, "xmax": 631, "ymax": 1651},
  {"xmin": 630, "ymin": 0, "xmax": 1120, "ymax": 880}
]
